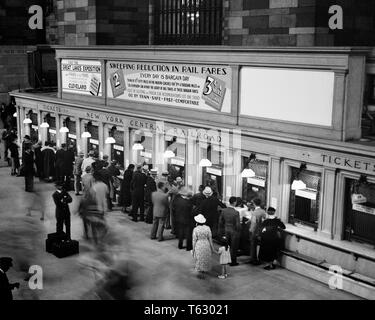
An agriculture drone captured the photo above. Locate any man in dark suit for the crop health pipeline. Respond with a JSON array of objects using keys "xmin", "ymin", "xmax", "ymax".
[
  {"xmin": 219, "ymin": 196, "xmax": 241, "ymax": 266},
  {"xmin": 55, "ymin": 143, "xmax": 66, "ymax": 185},
  {"xmin": 52, "ymin": 183, "xmax": 73, "ymax": 240},
  {"xmin": 145, "ymin": 169, "xmax": 157, "ymax": 224},
  {"xmin": 151, "ymin": 182, "xmax": 169, "ymax": 241},
  {"xmin": 172, "ymin": 187, "xmax": 194, "ymax": 250},
  {"xmin": 130, "ymin": 165, "xmax": 147, "ymax": 222},
  {"xmin": 0, "ymin": 257, "xmax": 20, "ymax": 300}
]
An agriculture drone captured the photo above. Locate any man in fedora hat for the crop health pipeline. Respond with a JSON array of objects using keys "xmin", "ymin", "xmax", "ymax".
[
  {"xmin": 130, "ymin": 164, "xmax": 147, "ymax": 222},
  {"xmin": 199, "ymin": 186, "xmax": 226, "ymax": 239},
  {"xmin": 172, "ymin": 187, "xmax": 194, "ymax": 250},
  {"xmin": 145, "ymin": 168, "xmax": 158, "ymax": 224},
  {"xmin": 0, "ymin": 257, "xmax": 20, "ymax": 300}
]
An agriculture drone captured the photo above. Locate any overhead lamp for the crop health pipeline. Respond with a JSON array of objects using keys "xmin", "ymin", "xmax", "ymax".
[
  {"xmin": 241, "ymin": 153, "xmax": 257, "ymax": 178},
  {"xmin": 59, "ymin": 117, "xmax": 70, "ymax": 133},
  {"xmin": 164, "ymin": 149, "xmax": 176, "ymax": 158},
  {"xmin": 81, "ymin": 131, "xmax": 91, "ymax": 138},
  {"xmin": 241, "ymin": 168, "xmax": 256, "ymax": 178},
  {"xmin": 199, "ymin": 158, "xmax": 212, "ymax": 167},
  {"xmin": 105, "ymin": 136, "xmax": 116, "ymax": 144},
  {"xmin": 23, "ymin": 118, "xmax": 32, "ymax": 124},
  {"xmin": 132, "ymin": 142, "xmax": 144, "ymax": 151},
  {"xmin": 105, "ymin": 125, "xmax": 116, "ymax": 144},
  {"xmin": 40, "ymin": 113, "xmax": 50, "ymax": 128},
  {"xmin": 82, "ymin": 121, "xmax": 92, "ymax": 138},
  {"xmin": 13, "ymin": 112, "xmax": 17, "ymax": 117},
  {"xmin": 291, "ymin": 163, "xmax": 307, "ymax": 191}
]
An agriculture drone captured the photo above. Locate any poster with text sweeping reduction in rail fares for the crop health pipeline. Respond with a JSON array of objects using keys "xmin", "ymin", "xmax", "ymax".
[
  {"xmin": 107, "ymin": 61, "xmax": 232, "ymax": 113},
  {"xmin": 62, "ymin": 59, "xmax": 102, "ymax": 96}
]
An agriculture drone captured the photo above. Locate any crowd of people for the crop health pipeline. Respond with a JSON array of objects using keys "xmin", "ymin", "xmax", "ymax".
[{"xmin": 1, "ymin": 127, "xmax": 287, "ymax": 286}]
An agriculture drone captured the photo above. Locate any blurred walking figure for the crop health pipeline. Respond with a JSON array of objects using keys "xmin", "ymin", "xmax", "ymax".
[
  {"xmin": 150, "ymin": 182, "xmax": 169, "ymax": 241},
  {"xmin": 82, "ymin": 166, "xmax": 95, "ymax": 197},
  {"xmin": 41, "ymin": 141, "xmax": 56, "ymax": 182},
  {"xmin": 0, "ymin": 257, "xmax": 20, "ymax": 300},
  {"xmin": 172, "ymin": 187, "xmax": 194, "ymax": 250},
  {"xmin": 259, "ymin": 207, "xmax": 286, "ymax": 270},
  {"xmin": 120, "ymin": 164, "xmax": 134, "ymax": 214},
  {"xmin": 52, "ymin": 183, "xmax": 73, "ymax": 240},
  {"xmin": 130, "ymin": 164, "xmax": 147, "ymax": 222},
  {"xmin": 94, "ymin": 160, "xmax": 113, "ymax": 211},
  {"xmin": 22, "ymin": 142, "xmax": 35, "ymax": 192},
  {"xmin": 81, "ymin": 150, "xmax": 95, "ymax": 173},
  {"xmin": 167, "ymin": 176, "xmax": 184, "ymax": 234},
  {"xmin": 73, "ymin": 151, "xmax": 85, "ymax": 195},
  {"xmin": 8, "ymin": 137, "xmax": 20, "ymax": 176}
]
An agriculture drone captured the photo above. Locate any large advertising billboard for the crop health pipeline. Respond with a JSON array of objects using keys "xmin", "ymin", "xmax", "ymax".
[
  {"xmin": 62, "ymin": 59, "xmax": 102, "ymax": 96},
  {"xmin": 107, "ymin": 61, "xmax": 232, "ymax": 113}
]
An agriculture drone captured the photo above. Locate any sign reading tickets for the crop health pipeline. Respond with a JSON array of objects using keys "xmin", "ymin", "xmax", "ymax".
[
  {"xmin": 107, "ymin": 62, "xmax": 231, "ymax": 112},
  {"xmin": 62, "ymin": 60, "xmax": 102, "ymax": 96}
]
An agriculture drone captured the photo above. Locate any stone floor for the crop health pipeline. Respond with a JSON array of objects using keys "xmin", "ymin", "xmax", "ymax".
[{"xmin": 0, "ymin": 167, "xmax": 359, "ymax": 300}]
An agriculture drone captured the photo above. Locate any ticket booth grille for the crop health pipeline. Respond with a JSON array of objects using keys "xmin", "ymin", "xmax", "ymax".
[
  {"xmin": 165, "ymin": 135, "xmax": 186, "ymax": 182},
  {"xmin": 48, "ymin": 116, "xmax": 56, "ymax": 145},
  {"xmin": 89, "ymin": 125, "xmax": 99, "ymax": 152},
  {"xmin": 289, "ymin": 168, "xmax": 321, "ymax": 230},
  {"xmin": 113, "ymin": 129, "xmax": 124, "ymax": 168},
  {"xmin": 344, "ymin": 178, "xmax": 375, "ymax": 245},
  {"xmin": 242, "ymin": 156, "xmax": 268, "ymax": 208},
  {"xmin": 30, "ymin": 112, "xmax": 38, "ymax": 142}
]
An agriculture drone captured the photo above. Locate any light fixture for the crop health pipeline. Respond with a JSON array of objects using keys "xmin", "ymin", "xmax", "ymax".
[
  {"xmin": 241, "ymin": 168, "xmax": 256, "ymax": 178},
  {"xmin": 132, "ymin": 142, "xmax": 144, "ymax": 151},
  {"xmin": 40, "ymin": 113, "xmax": 50, "ymax": 128},
  {"xmin": 81, "ymin": 131, "xmax": 91, "ymax": 138},
  {"xmin": 82, "ymin": 121, "xmax": 92, "ymax": 138},
  {"xmin": 105, "ymin": 136, "xmax": 116, "ymax": 144},
  {"xmin": 105, "ymin": 125, "xmax": 116, "ymax": 144},
  {"xmin": 241, "ymin": 153, "xmax": 257, "ymax": 178},
  {"xmin": 59, "ymin": 117, "xmax": 70, "ymax": 133},
  {"xmin": 13, "ymin": 112, "xmax": 17, "ymax": 117},
  {"xmin": 291, "ymin": 163, "xmax": 307, "ymax": 191},
  {"xmin": 23, "ymin": 118, "xmax": 32, "ymax": 124},
  {"xmin": 199, "ymin": 158, "xmax": 212, "ymax": 167},
  {"xmin": 164, "ymin": 149, "xmax": 175, "ymax": 158},
  {"xmin": 351, "ymin": 175, "xmax": 368, "ymax": 204}
]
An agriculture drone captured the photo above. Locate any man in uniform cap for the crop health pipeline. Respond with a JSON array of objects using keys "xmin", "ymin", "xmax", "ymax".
[{"xmin": 0, "ymin": 257, "xmax": 20, "ymax": 300}]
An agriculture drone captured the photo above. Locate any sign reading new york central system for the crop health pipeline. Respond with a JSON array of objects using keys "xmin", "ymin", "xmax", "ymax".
[
  {"xmin": 62, "ymin": 59, "xmax": 102, "ymax": 96},
  {"xmin": 107, "ymin": 61, "xmax": 232, "ymax": 113}
]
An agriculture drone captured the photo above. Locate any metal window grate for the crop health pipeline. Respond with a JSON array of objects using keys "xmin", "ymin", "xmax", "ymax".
[{"xmin": 154, "ymin": 0, "xmax": 223, "ymax": 45}]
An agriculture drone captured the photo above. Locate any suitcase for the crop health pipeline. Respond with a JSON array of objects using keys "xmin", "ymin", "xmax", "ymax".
[
  {"xmin": 46, "ymin": 232, "xmax": 66, "ymax": 253},
  {"xmin": 51, "ymin": 240, "xmax": 79, "ymax": 258}
]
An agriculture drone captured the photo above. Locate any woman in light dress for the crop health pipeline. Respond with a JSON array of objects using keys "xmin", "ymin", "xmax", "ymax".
[{"xmin": 192, "ymin": 214, "xmax": 215, "ymax": 278}]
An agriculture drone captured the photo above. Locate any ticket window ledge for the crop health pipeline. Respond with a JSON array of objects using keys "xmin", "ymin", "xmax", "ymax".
[{"xmin": 284, "ymin": 224, "xmax": 375, "ymax": 263}]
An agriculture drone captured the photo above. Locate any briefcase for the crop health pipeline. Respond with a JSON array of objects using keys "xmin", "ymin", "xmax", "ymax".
[
  {"xmin": 46, "ymin": 232, "xmax": 66, "ymax": 253},
  {"xmin": 51, "ymin": 240, "xmax": 79, "ymax": 258}
]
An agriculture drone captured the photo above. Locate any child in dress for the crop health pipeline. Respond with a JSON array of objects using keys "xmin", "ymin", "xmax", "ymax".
[{"xmin": 217, "ymin": 236, "xmax": 231, "ymax": 279}]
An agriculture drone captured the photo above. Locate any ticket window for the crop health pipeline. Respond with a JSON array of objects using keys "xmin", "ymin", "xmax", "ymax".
[
  {"xmin": 242, "ymin": 157, "xmax": 268, "ymax": 208},
  {"xmin": 30, "ymin": 112, "xmax": 39, "ymax": 143},
  {"xmin": 289, "ymin": 168, "xmax": 321, "ymax": 230},
  {"xmin": 344, "ymin": 178, "xmax": 375, "ymax": 245},
  {"xmin": 165, "ymin": 135, "xmax": 186, "ymax": 182},
  {"xmin": 113, "ymin": 129, "xmax": 124, "ymax": 169},
  {"xmin": 131, "ymin": 129, "xmax": 153, "ymax": 168},
  {"xmin": 88, "ymin": 125, "xmax": 99, "ymax": 152},
  {"xmin": 48, "ymin": 116, "xmax": 57, "ymax": 146},
  {"xmin": 67, "ymin": 120, "xmax": 77, "ymax": 154},
  {"xmin": 201, "ymin": 143, "xmax": 224, "ymax": 199}
]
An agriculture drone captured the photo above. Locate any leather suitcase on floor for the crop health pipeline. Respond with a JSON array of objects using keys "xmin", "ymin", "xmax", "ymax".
[
  {"xmin": 51, "ymin": 240, "xmax": 79, "ymax": 258},
  {"xmin": 46, "ymin": 232, "xmax": 66, "ymax": 253}
]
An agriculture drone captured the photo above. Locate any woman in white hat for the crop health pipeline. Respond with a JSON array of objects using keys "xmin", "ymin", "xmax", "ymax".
[{"xmin": 192, "ymin": 214, "xmax": 216, "ymax": 278}]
